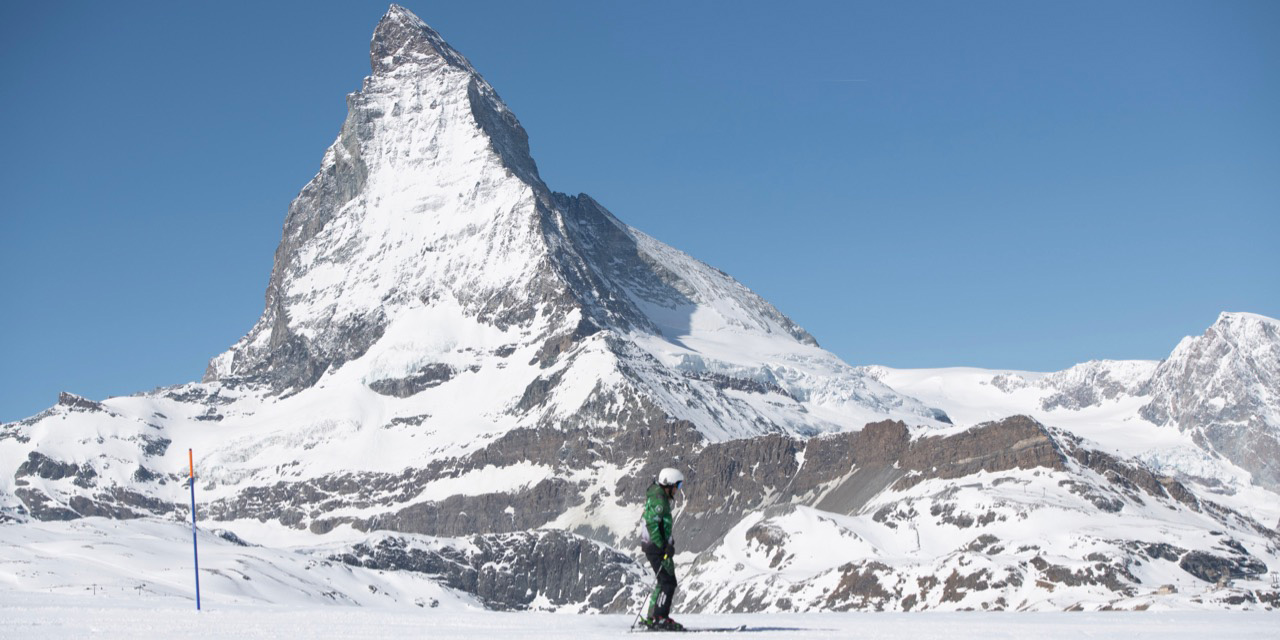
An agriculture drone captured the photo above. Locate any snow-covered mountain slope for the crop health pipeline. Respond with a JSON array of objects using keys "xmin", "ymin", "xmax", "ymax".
[
  {"xmin": 0, "ymin": 5, "xmax": 944, "ymax": 611},
  {"xmin": 681, "ymin": 420, "xmax": 1279, "ymax": 612},
  {"xmin": 861, "ymin": 362, "xmax": 1212, "ymax": 481},
  {"xmin": 1140, "ymin": 312, "xmax": 1280, "ymax": 490},
  {"xmin": 0, "ymin": 2, "xmax": 941, "ymax": 547},
  {"xmin": 663, "ymin": 415, "xmax": 1279, "ymax": 612},
  {"xmin": 201, "ymin": 4, "xmax": 940, "ymax": 442},
  {"xmin": 862, "ymin": 312, "xmax": 1280, "ymax": 524},
  {"xmin": 0, "ymin": 516, "xmax": 478, "ymax": 611}
]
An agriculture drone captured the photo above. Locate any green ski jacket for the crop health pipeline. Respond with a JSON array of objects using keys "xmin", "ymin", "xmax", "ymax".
[{"xmin": 642, "ymin": 482, "xmax": 673, "ymax": 547}]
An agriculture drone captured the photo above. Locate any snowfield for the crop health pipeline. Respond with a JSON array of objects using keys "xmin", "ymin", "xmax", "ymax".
[
  {"xmin": 1, "ymin": 592, "xmax": 1275, "ymax": 640},
  {"xmin": 2, "ymin": 516, "xmax": 1276, "ymax": 638}
]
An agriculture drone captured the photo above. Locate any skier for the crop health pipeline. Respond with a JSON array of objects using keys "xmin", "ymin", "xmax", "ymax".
[{"xmin": 640, "ymin": 467, "xmax": 685, "ymax": 631}]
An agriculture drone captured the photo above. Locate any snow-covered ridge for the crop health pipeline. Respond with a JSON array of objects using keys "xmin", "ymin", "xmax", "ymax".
[{"xmin": 865, "ymin": 311, "xmax": 1280, "ymax": 519}]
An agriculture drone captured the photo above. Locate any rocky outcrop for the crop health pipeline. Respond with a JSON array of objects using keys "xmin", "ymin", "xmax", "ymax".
[
  {"xmin": 15, "ymin": 452, "xmax": 84, "ymax": 482},
  {"xmin": 368, "ymin": 364, "xmax": 466, "ymax": 397},
  {"xmin": 331, "ymin": 529, "xmax": 643, "ymax": 612},
  {"xmin": 56, "ymin": 392, "xmax": 108, "ymax": 412},
  {"xmin": 1038, "ymin": 361, "xmax": 1155, "ymax": 411},
  {"xmin": 1178, "ymin": 550, "xmax": 1268, "ymax": 584},
  {"xmin": 897, "ymin": 415, "xmax": 1066, "ymax": 488}
]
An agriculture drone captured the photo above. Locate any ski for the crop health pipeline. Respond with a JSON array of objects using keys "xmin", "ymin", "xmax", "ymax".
[{"xmin": 629, "ymin": 625, "xmax": 749, "ymax": 633}]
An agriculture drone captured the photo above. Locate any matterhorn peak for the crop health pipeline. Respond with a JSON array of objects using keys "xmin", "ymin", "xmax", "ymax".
[
  {"xmin": 369, "ymin": 4, "xmax": 543, "ymax": 188},
  {"xmin": 205, "ymin": 5, "xmax": 550, "ymax": 391},
  {"xmin": 203, "ymin": 4, "xmax": 942, "ymax": 440},
  {"xmin": 371, "ymin": 5, "xmax": 477, "ymax": 77}
]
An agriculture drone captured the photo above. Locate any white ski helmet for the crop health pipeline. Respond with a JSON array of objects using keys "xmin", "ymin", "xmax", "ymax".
[{"xmin": 657, "ymin": 467, "xmax": 684, "ymax": 488}]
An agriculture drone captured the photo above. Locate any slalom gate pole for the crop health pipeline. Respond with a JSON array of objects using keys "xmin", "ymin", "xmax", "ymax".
[{"xmin": 189, "ymin": 449, "xmax": 201, "ymax": 611}]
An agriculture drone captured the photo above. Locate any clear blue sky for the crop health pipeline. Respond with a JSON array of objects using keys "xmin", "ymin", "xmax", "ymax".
[{"xmin": 2, "ymin": 1, "xmax": 1277, "ymax": 422}]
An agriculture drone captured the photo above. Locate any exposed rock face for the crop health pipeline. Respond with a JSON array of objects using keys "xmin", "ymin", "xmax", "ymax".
[
  {"xmin": 677, "ymin": 418, "xmax": 1278, "ymax": 613},
  {"xmin": 57, "ymin": 392, "xmax": 109, "ymax": 413},
  {"xmin": 16, "ymin": 452, "xmax": 83, "ymax": 482},
  {"xmin": 368, "ymin": 364, "xmax": 464, "ymax": 397},
  {"xmin": 1140, "ymin": 312, "xmax": 1280, "ymax": 489},
  {"xmin": 897, "ymin": 416, "xmax": 1066, "ymax": 488},
  {"xmin": 200, "ymin": 417, "xmax": 1067, "ymax": 552},
  {"xmin": 1178, "ymin": 550, "xmax": 1269, "ymax": 584},
  {"xmin": 332, "ymin": 530, "xmax": 643, "ymax": 612}
]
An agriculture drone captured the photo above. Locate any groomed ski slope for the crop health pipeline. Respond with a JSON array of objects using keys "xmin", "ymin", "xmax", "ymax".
[{"xmin": 1, "ymin": 592, "xmax": 1274, "ymax": 640}]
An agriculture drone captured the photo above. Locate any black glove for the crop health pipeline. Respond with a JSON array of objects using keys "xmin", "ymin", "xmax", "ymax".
[{"xmin": 663, "ymin": 540, "xmax": 675, "ymax": 557}]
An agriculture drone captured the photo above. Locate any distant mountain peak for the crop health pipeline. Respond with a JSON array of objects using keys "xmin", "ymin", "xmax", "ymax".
[
  {"xmin": 1140, "ymin": 310, "xmax": 1280, "ymax": 488},
  {"xmin": 1212, "ymin": 310, "xmax": 1280, "ymax": 335}
]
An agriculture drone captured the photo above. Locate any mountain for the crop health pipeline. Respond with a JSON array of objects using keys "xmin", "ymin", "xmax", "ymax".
[
  {"xmin": 2, "ymin": 6, "xmax": 1277, "ymax": 614},
  {"xmin": 202, "ymin": 4, "xmax": 939, "ymax": 442},
  {"xmin": 1140, "ymin": 312, "xmax": 1280, "ymax": 490},
  {"xmin": 679, "ymin": 416, "xmax": 1277, "ymax": 612},
  {"xmin": 866, "ymin": 312, "xmax": 1280, "ymax": 505}
]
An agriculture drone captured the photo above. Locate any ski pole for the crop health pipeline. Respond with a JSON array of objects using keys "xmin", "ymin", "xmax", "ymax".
[{"xmin": 630, "ymin": 558, "xmax": 663, "ymax": 630}]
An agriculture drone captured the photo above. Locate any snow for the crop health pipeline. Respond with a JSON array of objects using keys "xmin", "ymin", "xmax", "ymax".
[
  {"xmin": 413, "ymin": 462, "xmax": 552, "ymax": 502},
  {"xmin": 546, "ymin": 459, "xmax": 644, "ymax": 543},
  {"xmin": 0, "ymin": 592, "xmax": 1274, "ymax": 640},
  {"xmin": 0, "ymin": 518, "xmax": 478, "ymax": 613},
  {"xmin": 2, "ymin": 512, "xmax": 1275, "ymax": 633},
  {"xmin": 866, "ymin": 362, "xmax": 1280, "ymax": 526},
  {"xmin": 1219, "ymin": 311, "xmax": 1280, "ymax": 328}
]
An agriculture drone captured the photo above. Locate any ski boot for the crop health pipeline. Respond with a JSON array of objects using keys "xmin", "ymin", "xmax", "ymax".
[{"xmin": 644, "ymin": 616, "xmax": 684, "ymax": 632}]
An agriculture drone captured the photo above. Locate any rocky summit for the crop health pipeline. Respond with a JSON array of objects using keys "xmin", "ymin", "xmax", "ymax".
[{"xmin": 2, "ymin": 5, "xmax": 1277, "ymax": 614}]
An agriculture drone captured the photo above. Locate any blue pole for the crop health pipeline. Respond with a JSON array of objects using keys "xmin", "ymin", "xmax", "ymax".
[{"xmin": 188, "ymin": 448, "xmax": 201, "ymax": 611}]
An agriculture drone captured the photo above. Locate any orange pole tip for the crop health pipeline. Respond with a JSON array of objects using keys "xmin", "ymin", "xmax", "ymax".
[{"xmin": 188, "ymin": 449, "xmax": 195, "ymax": 479}]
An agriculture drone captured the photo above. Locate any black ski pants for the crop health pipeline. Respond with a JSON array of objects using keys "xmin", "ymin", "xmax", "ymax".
[{"xmin": 643, "ymin": 541, "xmax": 677, "ymax": 619}]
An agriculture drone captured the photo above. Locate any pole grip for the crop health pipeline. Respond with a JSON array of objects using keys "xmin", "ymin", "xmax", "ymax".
[{"xmin": 188, "ymin": 449, "xmax": 194, "ymax": 478}]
